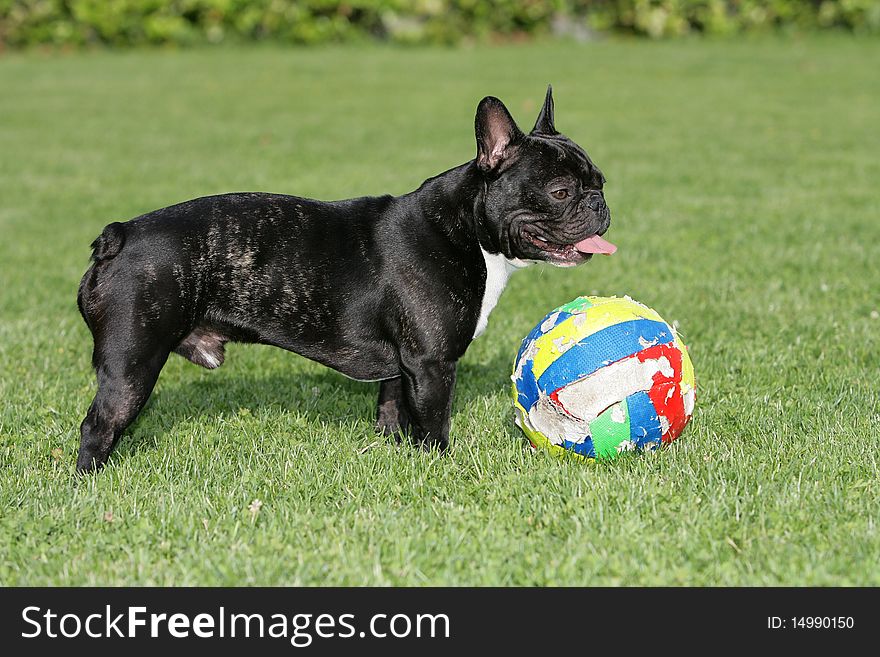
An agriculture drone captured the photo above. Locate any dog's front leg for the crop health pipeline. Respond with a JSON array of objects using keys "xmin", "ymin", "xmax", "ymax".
[{"xmin": 398, "ymin": 356, "xmax": 457, "ymax": 451}]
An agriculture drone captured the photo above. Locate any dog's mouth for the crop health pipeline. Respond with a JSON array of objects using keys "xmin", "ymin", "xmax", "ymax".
[{"xmin": 523, "ymin": 230, "xmax": 617, "ymax": 265}]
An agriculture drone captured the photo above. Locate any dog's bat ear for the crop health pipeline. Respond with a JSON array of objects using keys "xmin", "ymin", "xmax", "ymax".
[
  {"xmin": 475, "ymin": 96, "xmax": 523, "ymax": 172},
  {"xmin": 531, "ymin": 84, "xmax": 556, "ymax": 135}
]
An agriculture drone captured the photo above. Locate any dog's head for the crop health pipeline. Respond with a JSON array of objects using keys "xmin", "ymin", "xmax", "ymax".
[{"xmin": 474, "ymin": 86, "xmax": 614, "ymax": 267}]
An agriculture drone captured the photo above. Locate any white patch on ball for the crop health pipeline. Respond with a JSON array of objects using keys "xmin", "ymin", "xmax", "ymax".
[
  {"xmin": 541, "ymin": 312, "xmax": 560, "ymax": 333},
  {"xmin": 552, "ymin": 336, "xmax": 574, "ymax": 353},
  {"xmin": 683, "ymin": 385, "xmax": 696, "ymax": 416},
  {"xmin": 555, "ymin": 355, "xmax": 672, "ymax": 424},
  {"xmin": 659, "ymin": 415, "xmax": 670, "ymax": 435},
  {"xmin": 527, "ymin": 396, "xmax": 590, "ymax": 445},
  {"xmin": 638, "ymin": 335, "xmax": 658, "ymax": 348}
]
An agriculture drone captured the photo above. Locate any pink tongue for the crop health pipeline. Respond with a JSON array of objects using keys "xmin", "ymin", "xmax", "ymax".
[{"xmin": 574, "ymin": 234, "xmax": 617, "ymax": 255}]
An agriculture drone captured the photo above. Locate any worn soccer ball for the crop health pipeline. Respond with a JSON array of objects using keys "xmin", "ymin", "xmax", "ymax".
[{"xmin": 512, "ymin": 295, "xmax": 695, "ymax": 459}]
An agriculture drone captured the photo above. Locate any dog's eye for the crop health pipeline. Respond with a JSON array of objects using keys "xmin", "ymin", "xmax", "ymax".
[{"xmin": 550, "ymin": 188, "xmax": 569, "ymax": 200}]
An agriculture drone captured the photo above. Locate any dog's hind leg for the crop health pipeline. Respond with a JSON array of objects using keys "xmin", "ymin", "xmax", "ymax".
[
  {"xmin": 76, "ymin": 222, "xmax": 183, "ymax": 473},
  {"xmin": 76, "ymin": 340, "xmax": 170, "ymax": 474},
  {"xmin": 376, "ymin": 376, "xmax": 410, "ymax": 442}
]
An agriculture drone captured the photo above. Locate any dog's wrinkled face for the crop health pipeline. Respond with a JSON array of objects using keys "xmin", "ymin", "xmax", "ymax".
[{"xmin": 475, "ymin": 86, "xmax": 614, "ymax": 267}]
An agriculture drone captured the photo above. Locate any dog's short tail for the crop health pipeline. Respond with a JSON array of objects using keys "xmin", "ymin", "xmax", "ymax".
[
  {"xmin": 90, "ymin": 222, "xmax": 126, "ymax": 262},
  {"xmin": 79, "ymin": 222, "xmax": 126, "ymax": 336}
]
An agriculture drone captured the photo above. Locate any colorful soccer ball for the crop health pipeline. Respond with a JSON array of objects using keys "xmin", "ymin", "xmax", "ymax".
[{"xmin": 512, "ymin": 295, "xmax": 695, "ymax": 460}]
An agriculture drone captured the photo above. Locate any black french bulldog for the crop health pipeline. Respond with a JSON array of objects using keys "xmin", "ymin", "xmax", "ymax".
[{"xmin": 76, "ymin": 86, "xmax": 614, "ymax": 473}]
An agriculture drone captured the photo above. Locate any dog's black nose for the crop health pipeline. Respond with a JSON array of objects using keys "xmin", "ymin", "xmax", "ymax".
[{"xmin": 586, "ymin": 191, "xmax": 603, "ymax": 212}]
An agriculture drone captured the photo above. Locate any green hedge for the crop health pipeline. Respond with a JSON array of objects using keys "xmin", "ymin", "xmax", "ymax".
[
  {"xmin": 583, "ymin": 0, "xmax": 880, "ymax": 38},
  {"xmin": 1, "ymin": 1, "xmax": 879, "ymax": 48}
]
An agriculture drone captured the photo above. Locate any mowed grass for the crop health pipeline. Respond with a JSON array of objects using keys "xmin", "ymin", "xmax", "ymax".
[{"xmin": 1, "ymin": 37, "xmax": 879, "ymax": 586}]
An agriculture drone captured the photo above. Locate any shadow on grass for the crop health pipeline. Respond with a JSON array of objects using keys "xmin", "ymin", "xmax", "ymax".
[{"xmin": 109, "ymin": 349, "xmax": 516, "ymax": 461}]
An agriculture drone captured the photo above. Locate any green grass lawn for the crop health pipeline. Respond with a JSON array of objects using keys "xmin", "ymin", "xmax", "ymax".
[{"xmin": 1, "ymin": 37, "xmax": 879, "ymax": 586}]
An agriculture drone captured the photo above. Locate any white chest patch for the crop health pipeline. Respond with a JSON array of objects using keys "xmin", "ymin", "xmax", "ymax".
[{"xmin": 473, "ymin": 249, "xmax": 530, "ymax": 339}]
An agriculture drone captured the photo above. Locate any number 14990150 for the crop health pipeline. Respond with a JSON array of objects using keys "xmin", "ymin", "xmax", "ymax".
[{"xmin": 768, "ymin": 617, "xmax": 854, "ymax": 630}]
